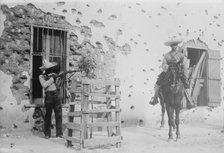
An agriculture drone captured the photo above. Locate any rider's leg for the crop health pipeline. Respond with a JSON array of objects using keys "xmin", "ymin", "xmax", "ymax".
[
  {"xmin": 150, "ymin": 84, "xmax": 160, "ymax": 105},
  {"xmin": 178, "ymin": 68, "xmax": 189, "ymax": 89}
]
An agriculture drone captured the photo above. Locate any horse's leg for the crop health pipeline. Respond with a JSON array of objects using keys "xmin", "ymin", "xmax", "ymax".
[
  {"xmin": 160, "ymin": 103, "xmax": 165, "ymax": 128},
  {"xmin": 175, "ymin": 90, "xmax": 183, "ymax": 140},
  {"xmin": 172, "ymin": 113, "xmax": 176, "ymax": 130},
  {"xmin": 159, "ymin": 91, "xmax": 165, "ymax": 128},
  {"xmin": 171, "ymin": 109, "xmax": 175, "ymax": 132},
  {"xmin": 175, "ymin": 107, "xmax": 180, "ymax": 140},
  {"xmin": 170, "ymin": 95, "xmax": 176, "ymax": 130},
  {"xmin": 166, "ymin": 104, "xmax": 174, "ymax": 141},
  {"xmin": 174, "ymin": 84, "xmax": 184, "ymax": 141}
]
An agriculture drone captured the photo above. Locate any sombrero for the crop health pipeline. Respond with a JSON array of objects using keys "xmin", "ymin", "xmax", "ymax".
[
  {"xmin": 164, "ymin": 38, "xmax": 183, "ymax": 46},
  {"xmin": 39, "ymin": 59, "xmax": 57, "ymax": 70}
]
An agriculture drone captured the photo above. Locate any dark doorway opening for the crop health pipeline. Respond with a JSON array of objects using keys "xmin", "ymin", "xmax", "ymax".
[
  {"xmin": 31, "ymin": 25, "xmax": 68, "ymax": 105},
  {"xmin": 186, "ymin": 48, "xmax": 207, "ymax": 106}
]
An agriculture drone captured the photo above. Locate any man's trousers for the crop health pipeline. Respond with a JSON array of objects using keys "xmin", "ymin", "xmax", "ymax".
[{"xmin": 44, "ymin": 91, "xmax": 63, "ymax": 137}]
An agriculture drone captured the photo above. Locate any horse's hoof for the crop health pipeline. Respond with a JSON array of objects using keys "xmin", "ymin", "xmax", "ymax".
[
  {"xmin": 175, "ymin": 137, "xmax": 181, "ymax": 142},
  {"xmin": 167, "ymin": 137, "xmax": 173, "ymax": 142},
  {"xmin": 176, "ymin": 135, "xmax": 181, "ymax": 140},
  {"xmin": 149, "ymin": 97, "xmax": 158, "ymax": 105}
]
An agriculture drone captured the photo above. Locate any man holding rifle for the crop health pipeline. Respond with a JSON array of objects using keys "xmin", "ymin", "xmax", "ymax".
[{"xmin": 39, "ymin": 60, "xmax": 79, "ymax": 139}]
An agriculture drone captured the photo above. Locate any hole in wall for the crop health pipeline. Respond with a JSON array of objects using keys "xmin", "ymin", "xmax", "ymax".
[{"xmin": 139, "ymin": 119, "xmax": 144, "ymax": 126}]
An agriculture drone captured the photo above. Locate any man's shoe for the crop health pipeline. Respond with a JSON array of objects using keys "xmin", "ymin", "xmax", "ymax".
[
  {"xmin": 67, "ymin": 142, "xmax": 74, "ymax": 147},
  {"xmin": 45, "ymin": 135, "xmax": 50, "ymax": 139},
  {"xmin": 56, "ymin": 134, "xmax": 63, "ymax": 138}
]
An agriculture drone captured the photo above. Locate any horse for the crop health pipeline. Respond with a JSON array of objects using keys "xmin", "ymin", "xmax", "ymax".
[
  {"xmin": 159, "ymin": 63, "xmax": 185, "ymax": 141},
  {"xmin": 149, "ymin": 74, "xmax": 176, "ymax": 129},
  {"xmin": 158, "ymin": 87, "xmax": 178, "ymax": 129}
]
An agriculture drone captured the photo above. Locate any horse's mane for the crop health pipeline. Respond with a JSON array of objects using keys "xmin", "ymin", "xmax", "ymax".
[{"xmin": 160, "ymin": 63, "xmax": 181, "ymax": 87}]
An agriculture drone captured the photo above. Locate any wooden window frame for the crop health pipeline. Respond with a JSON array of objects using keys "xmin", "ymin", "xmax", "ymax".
[{"xmin": 30, "ymin": 24, "xmax": 69, "ymax": 104}]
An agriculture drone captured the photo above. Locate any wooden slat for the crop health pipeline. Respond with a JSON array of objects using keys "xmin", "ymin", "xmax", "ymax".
[
  {"xmin": 189, "ymin": 52, "xmax": 206, "ymax": 95},
  {"xmin": 191, "ymin": 51, "xmax": 206, "ymax": 105},
  {"xmin": 84, "ymin": 92, "xmax": 120, "ymax": 98},
  {"xmin": 70, "ymin": 100, "xmax": 108, "ymax": 105},
  {"xmin": 24, "ymin": 104, "xmax": 44, "ymax": 108},
  {"xmin": 67, "ymin": 104, "xmax": 75, "ymax": 146},
  {"xmin": 83, "ymin": 136, "xmax": 121, "ymax": 148},
  {"xmin": 87, "ymin": 122, "xmax": 119, "ymax": 128},
  {"xmin": 105, "ymin": 85, "xmax": 112, "ymax": 136},
  {"xmin": 24, "ymin": 104, "xmax": 69, "ymax": 108},
  {"xmin": 36, "ymin": 27, "xmax": 39, "ymax": 51},
  {"xmin": 184, "ymin": 89, "xmax": 196, "ymax": 107},
  {"xmin": 88, "ymin": 114, "xmax": 98, "ymax": 118},
  {"xmin": 69, "ymin": 101, "xmax": 82, "ymax": 105},
  {"xmin": 81, "ymin": 79, "xmax": 120, "ymax": 86},
  {"xmin": 88, "ymin": 100, "xmax": 107, "ymax": 104},
  {"xmin": 82, "ymin": 84, "xmax": 89, "ymax": 140},
  {"xmin": 83, "ymin": 109, "xmax": 120, "ymax": 114},
  {"xmin": 31, "ymin": 24, "xmax": 69, "ymax": 32},
  {"xmin": 30, "ymin": 25, "xmax": 34, "ymax": 103},
  {"xmin": 65, "ymin": 136, "xmax": 82, "ymax": 144},
  {"xmin": 115, "ymin": 85, "xmax": 121, "ymax": 147},
  {"xmin": 69, "ymin": 89, "xmax": 82, "ymax": 93},
  {"xmin": 63, "ymin": 105, "xmax": 69, "ymax": 108},
  {"xmin": 67, "ymin": 111, "xmax": 82, "ymax": 117},
  {"xmin": 208, "ymin": 97, "xmax": 222, "ymax": 107},
  {"xmin": 66, "ymin": 122, "xmax": 81, "ymax": 131}
]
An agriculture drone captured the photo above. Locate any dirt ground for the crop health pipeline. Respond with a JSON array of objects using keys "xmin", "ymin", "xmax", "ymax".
[{"xmin": 0, "ymin": 122, "xmax": 224, "ymax": 153}]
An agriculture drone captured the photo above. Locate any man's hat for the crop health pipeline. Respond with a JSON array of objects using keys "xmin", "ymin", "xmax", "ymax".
[
  {"xmin": 164, "ymin": 38, "xmax": 183, "ymax": 46},
  {"xmin": 39, "ymin": 59, "xmax": 57, "ymax": 70}
]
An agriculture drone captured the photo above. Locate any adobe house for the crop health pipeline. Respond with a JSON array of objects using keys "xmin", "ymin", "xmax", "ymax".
[
  {"xmin": 182, "ymin": 39, "xmax": 221, "ymax": 107},
  {"xmin": 0, "ymin": 3, "xmax": 118, "ymax": 108}
]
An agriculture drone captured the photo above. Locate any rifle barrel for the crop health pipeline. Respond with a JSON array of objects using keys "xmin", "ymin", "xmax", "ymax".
[{"xmin": 58, "ymin": 70, "xmax": 80, "ymax": 77}]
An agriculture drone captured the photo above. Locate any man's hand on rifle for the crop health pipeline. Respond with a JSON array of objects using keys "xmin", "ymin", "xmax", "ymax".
[{"xmin": 47, "ymin": 73, "xmax": 58, "ymax": 80}]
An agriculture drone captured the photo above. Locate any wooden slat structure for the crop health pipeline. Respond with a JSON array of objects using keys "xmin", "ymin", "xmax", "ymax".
[
  {"xmin": 66, "ymin": 78, "xmax": 121, "ymax": 149},
  {"xmin": 182, "ymin": 39, "xmax": 221, "ymax": 107}
]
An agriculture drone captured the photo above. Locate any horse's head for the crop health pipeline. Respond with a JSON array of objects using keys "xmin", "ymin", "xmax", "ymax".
[{"xmin": 162, "ymin": 63, "xmax": 183, "ymax": 94}]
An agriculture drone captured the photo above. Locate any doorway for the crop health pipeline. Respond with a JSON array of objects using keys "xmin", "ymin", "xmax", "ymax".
[{"xmin": 186, "ymin": 48, "xmax": 207, "ymax": 106}]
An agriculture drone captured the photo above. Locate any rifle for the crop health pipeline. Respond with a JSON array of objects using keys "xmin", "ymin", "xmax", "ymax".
[{"xmin": 46, "ymin": 70, "xmax": 80, "ymax": 79}]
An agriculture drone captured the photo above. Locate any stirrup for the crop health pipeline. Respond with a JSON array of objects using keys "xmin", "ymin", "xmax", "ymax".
[{"xmin": 149, "ymin": 97, "xmax": 158, "ymax": 105}]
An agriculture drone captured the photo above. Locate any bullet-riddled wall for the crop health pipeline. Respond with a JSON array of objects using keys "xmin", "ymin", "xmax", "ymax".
[{"xmin": 0, "ymin": 0, "xmax": 224, "ymax": 128}]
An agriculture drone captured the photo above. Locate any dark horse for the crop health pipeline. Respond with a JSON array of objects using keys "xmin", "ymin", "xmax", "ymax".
[{"xmin": 159, "ymin": 63, "xmax": 185, "ymax": 141}]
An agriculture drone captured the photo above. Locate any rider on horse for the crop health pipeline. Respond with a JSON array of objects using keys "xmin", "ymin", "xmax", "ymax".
[{"xmin": 150, "ymin": 38, "xmax": 189, "ymax": 105}]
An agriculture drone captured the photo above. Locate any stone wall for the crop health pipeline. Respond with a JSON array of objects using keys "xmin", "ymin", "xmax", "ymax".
[
  {"xmin": 0, "ymin": 3, "xmax": 126, "ymax": 104},
  {"xmin": 0, "ymin": 3, "xmax": 130, "ymax": 129}
]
